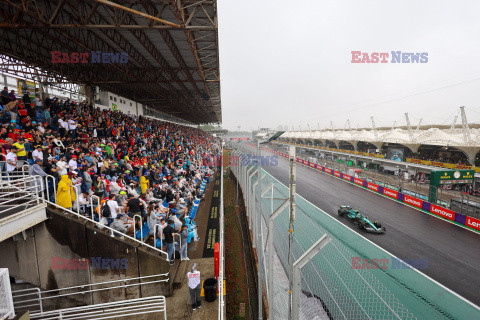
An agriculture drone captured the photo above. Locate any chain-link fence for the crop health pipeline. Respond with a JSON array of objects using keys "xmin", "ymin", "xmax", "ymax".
[{"xmin": 230, "ymin": 145, "xmax": 480, "ymax": 320}]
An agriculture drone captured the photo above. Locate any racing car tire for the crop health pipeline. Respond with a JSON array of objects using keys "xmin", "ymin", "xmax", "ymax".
[
  {"xmin": 357, "ymin": 221, "xmax": 365, "ymax": 230},
  {"xmin": 338, "ymin": 210, "xmax": 345, "ymax": 216}
]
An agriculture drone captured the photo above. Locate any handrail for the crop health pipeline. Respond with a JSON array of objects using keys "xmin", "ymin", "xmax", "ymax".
[
  {"xmin": 73, "ymin": 185, "xmax": 80, "ymax": 214},
  {"xmin": 153, "ymin": 223, "xmax": 163, "ymax": 249},
  {"xmin": 45, "ymin": 174, "xmax": 57, "ymax": 202},
  {"xmin": 28, "ymin": 296, "xmax": 167, "ymax": 320},
  {"xmin": 133, "ymin": 214, "xmax": 143, "ymax": 242},
  {"xmin": 44, "ymin": 200, "xmax": 168, "ymax": 259},
  {"xmin": 0, "ymin": 193, "xmax": 36, "ymax": 206},
  {"xmin": 0, "ymin": 176, "xmax": 46, "ymax": 213},
  {"xmin": 10, "ymin": 287, "xmax": 43, "ymax": 313},
  {"xmin": 173, "ymin": 233, "xmax": 181, "ymax": 261},
  {"xmin": 12, "ymin": 273, "xmax": 169, "ymax": 311},
  {"xmin": 90, "ymin": 194, "xmax": 100, "ymax": 220}
]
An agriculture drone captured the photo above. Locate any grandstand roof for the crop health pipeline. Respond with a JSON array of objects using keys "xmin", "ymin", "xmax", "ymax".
[
  {"xmin": 0, "ymin": 0, "xmax": 221, "ymax": 124},
  {"xmin": 280, "ymin": 127, "xmax": 480, "ymax": 163},
  {"xmin": 281, "ymin": 128, "xmax": 480, "ymax": 148}
]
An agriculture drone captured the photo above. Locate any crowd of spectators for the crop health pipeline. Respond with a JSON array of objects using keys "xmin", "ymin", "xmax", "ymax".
[{"xmin": 0, "ymin": 87, "xmax": 220, "ymax": 264}]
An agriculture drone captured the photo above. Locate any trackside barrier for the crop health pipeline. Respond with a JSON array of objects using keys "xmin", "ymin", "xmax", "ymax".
[
  {"xmin": 235, "ymin": 144, "xmax": 480, "ymax": 319},
  {"xmin": 265, "ymin": 148, "xmax": 480, "ymax": 233}
]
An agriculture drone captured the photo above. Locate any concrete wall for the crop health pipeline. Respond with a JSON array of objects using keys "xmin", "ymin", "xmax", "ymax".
[
  {"xmin": 97, "ymin": 90, "xmax": 144, "ymax": 117},
  {"xmin": 0, "ymin": 208, "xmax": 170, "ymax": 305}
]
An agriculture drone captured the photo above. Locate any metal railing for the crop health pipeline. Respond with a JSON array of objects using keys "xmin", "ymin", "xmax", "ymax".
[
  {"xmin": 173, "ymin": 233, "xmax": 181, "ymax": 261},
  {"xmin": 133, "ymin": 214, "xmax": 144, "ymax": 241},
  {"xmin": 25, "ymin": 173, "xmax": 170, "ymax": 259},
  {"xmin": 47, "ymin": 199, "xmax": 169, "ymax": 259},
  {"xmin": 28, "ymin": 296, "xmax": 167, "ymax": 320},
  {"xmin": 153, "ymin": 223, "xmax": 163, "ymax": 249},
  {"xmin": 12, "ymin": 273, "xmax": 169, "ymax": 315},
  {"xmin": 0, "ymin": 175, "xmax": 46, "ymax": 215},
  {"xmin": 0, "ymin": 161, "xmax": 30, "ymax": 183}
]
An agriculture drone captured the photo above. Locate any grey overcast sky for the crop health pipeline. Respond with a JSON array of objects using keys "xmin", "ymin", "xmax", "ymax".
[{"xmin": 217, "ymin": 0, "xmax": 480, "ymax": 131}]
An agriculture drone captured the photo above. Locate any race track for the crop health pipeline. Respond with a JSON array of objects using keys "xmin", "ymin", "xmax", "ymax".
[{"xmin": 254, "ymin": 148, "xmax": 480, "ymax": 306}]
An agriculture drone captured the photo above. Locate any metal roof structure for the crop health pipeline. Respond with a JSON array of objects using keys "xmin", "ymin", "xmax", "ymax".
[{"xmin": 0, "ymin": 0, "xmax": 221, "ymax": 124}]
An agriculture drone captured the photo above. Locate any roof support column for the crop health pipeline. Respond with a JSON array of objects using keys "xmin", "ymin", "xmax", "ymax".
[{"xmin": 456, "ymin": 147, "xmax": 480, "ymax": 166}]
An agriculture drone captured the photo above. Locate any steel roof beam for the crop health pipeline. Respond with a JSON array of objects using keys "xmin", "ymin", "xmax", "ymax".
[
  {"xmin": 137, "ymin": 1, "xmax": 203, "ymax": 98},
  {"xmin": 92, "ymin": 0, "xmax": 180, "ymax": 28},
  {"xmin": 0, "ymin": 23, "xmax": 215, "ymax": 30}
]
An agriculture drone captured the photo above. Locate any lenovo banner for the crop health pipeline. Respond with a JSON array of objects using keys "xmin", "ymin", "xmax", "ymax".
[
  {"xmin": 403, "ymin": 195, "xmax": 423, "ymax": 209},
  {"xmin": 367, "ymin": 182, "xmax": 379, "ymax": 192},
  {"xmin": 325, "ymin": 168, "xmax": 332, "ymax": 174},
  {"xmin": 383, "ymin": 188, "xmax": 398, "ymax": 199},
  {"xmin": 354, "ymin": 178, "xmax": 363, "ymax": 186},
  {"xmin": 430, "ymin": 204, "xmax": 455, "ymax": 221},
  {"xmin": 309, "ymin": 163, "xmax": 316, "ymax": 168},
  {"xmin": 334, "ymin": 171, "xmax": 341, "ymax": 177},
  {"xmin": 465, "ymin": 216, "xmax": 480, "ymax": 231},
  {"xmin": 343, "ymin": 174, "xmax": 352, "ymax": 181}
]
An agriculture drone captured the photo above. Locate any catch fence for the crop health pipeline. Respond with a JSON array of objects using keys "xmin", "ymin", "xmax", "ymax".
[{"xmin": 230, "ymin": 145, "xmax": 480, "ymax": 320}]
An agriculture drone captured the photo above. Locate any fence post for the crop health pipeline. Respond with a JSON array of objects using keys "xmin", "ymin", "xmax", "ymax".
[
  {"xmin": 251, "ymin": 177, "xmax": 259, "ymax": 247},
  {"xmin": 246, "ymin": 166, "xmax": 255, "ymax": 224},
  {"xmin": 292, "ymin": 234, "xmax": 331, "ymax": 320},
  {"xmin": 247, "ymin": 167, "xmax": 258, "ymax": 245}
]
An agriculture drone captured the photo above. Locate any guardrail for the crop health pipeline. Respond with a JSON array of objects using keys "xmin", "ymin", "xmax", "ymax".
[
  {"xmin": 232, "ymin": 144, "xmax": 480, "ymax": 320},
  {"xmin": 0, "ymin": 175, "xmax": 46, "ymax": 214}
]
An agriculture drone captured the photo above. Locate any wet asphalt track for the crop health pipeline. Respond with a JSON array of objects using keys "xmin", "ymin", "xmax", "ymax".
[{"xmin": 255, "ymin": 149, "xmax": 480, "ymax": 307}]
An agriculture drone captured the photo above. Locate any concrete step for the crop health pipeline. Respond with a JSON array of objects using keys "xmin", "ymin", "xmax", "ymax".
[{"xmin": 173, "ymin": 260, "xmax": 188, "ymax": 290}]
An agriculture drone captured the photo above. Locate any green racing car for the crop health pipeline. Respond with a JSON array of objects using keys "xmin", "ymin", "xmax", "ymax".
[{"xmin": 338, "ymin": 205, "xmax": 386, "ymax": 234}]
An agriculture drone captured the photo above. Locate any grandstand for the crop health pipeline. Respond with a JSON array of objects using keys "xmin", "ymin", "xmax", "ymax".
[{"xmin": 278, "ymin": 109, "xmax": 480, "ymax": 167}]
